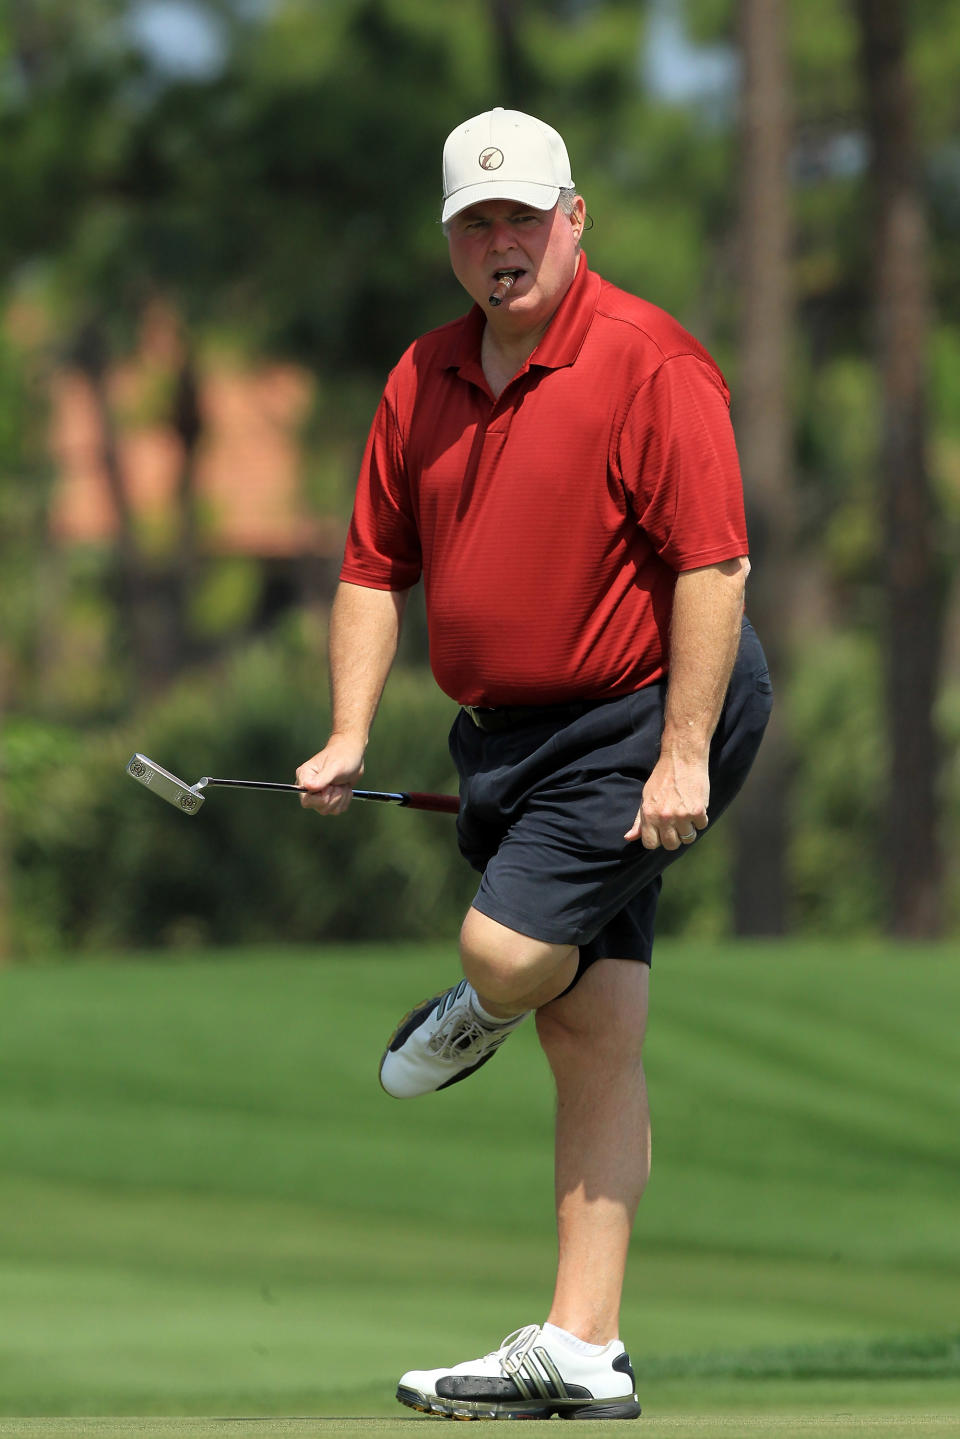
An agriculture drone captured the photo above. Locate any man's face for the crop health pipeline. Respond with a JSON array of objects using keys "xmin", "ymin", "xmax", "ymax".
[{"xmin": 446, "ymin": 196, "xmax": 585, "ymax": 330}]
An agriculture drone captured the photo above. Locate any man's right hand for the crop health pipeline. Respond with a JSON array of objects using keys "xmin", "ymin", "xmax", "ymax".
[{"xmin": 295, "ymin": 734, "xmax": 366, "ymax": 815}]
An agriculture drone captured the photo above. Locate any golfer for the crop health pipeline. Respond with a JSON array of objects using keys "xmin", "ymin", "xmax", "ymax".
[{"xmin": 297, "ymin": 107, "xmax": 771, "ymax": 1421}]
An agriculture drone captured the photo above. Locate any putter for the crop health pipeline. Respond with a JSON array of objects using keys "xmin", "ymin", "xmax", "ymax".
[{"xmin": 126, "ymin": 753, "xmax": 459, "ymax": 816}]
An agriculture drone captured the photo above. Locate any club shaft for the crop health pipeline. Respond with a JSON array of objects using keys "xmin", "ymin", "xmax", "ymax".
[
  {"xmin": 200, "ymin": 778, "xmax": 458, "ymax": 813},
  {"xmin": 202, "ymin": 778, "xmax": 304, "ymax": 793}
]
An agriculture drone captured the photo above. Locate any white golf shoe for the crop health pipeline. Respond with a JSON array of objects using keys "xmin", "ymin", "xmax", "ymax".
[
  {"xmin": 379, "ymin": 979, "xmax": 529, "ymax": 1099},
  {"xmin": 396, "ymin": 1322, "xmax": 642, "ymax": 1420}
]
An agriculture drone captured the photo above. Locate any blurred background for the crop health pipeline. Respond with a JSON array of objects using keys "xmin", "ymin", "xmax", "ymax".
[
  {"xmin": 0, "ymin": 0, "xmax": 958, "ymax": 958},
  {"xmin": 1, "ymin": 2, "xmax": 959, "ymax": 1426}
]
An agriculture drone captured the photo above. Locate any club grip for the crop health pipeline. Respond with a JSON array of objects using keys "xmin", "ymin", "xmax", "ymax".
[{"xmin": 404, "ymin": 791, "xmax": 460, "ymax": 815}]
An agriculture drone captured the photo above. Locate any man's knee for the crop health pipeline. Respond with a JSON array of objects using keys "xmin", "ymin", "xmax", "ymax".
[
  {"xmin": 536, "ymin": 959, "xmax": 649, "ymax": 1070},
  {"xmin": 459, "ymin": 907, "xmax": 575, "ymax": 1007}
]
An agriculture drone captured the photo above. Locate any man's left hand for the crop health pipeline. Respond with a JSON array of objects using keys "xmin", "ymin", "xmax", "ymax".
[{"xmin": 625, "ymin": 755, "xmax": 710, "ymax": 851}]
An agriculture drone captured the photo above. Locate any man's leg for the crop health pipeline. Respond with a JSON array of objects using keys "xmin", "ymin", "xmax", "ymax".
[
  {"xmin": 384, "ymin": 910, "xmax": 650, "ymax": 1345},
  {"xmin": 391, "ymin": 944, "xmax": 648, "ymax": 1419},
  {"xmin": 379, "ymin": 909, "xmax": 576, "ymax": 1098},
  {"xmin": 536, "ymin": 958, "xmax": 650, "ymax": 1344}
]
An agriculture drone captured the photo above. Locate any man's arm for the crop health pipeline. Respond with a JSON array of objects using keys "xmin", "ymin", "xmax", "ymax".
[
  {"xmin": 296, "ymin": 580, "xmax": 409, "ymax": 815},
  {"xmin": 625, "ymin": 556, "xmax": 749, "ymax": 850}
]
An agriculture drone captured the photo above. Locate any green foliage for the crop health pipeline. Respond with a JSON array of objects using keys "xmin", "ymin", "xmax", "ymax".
[
  {"xmin": 653, "ymin": 822, "xmax": 732, "ymax": 941},
  {"xmin": 190, "ymin": 557, "xmax": 263, "ymax": 639},
  {"xmin": 789, "ymin": 0, "xmax": 860, "ymax": 121},
  {"xmin": 0, "ymin": 324, "xmax": 54, "ymax": 716},
  {"xmin": 788, "ymin": 629, "xmax": 887, "ymax": 933},
  {"xmin": 937, "ymin": 679, "xmax": 960, "ymax": 933},
  {"xmin": 299, "ymin": 373, "xmax": 382, "ymax": 520},
  {"xmin": 798, "ymin": 353, "xmax": 881, "ymax": 590},
  {"xmin": 130, "ymin": 0, "xmax": 497, "ymax": 368},
  {"xmin": 1, "ymin": 0, "xmax": 958, "ymax": 947},
  {"xmin": 6, "ymin": 613, "xmax": 959, "ymax": 953},
  {"xmin": 4, "ymin": 635, "xmax": 473, "ymax": 957}
]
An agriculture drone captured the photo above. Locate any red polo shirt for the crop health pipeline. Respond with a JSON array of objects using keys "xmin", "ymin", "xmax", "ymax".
[{"xmin": 341, "ymin": 256, "xmax": 748, "ymax": 707}]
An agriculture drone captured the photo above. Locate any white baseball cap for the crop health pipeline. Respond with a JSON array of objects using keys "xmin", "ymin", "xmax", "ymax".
[{"xmin": 441, "ymin": 107, "xmax": 574, "ymax": 224}]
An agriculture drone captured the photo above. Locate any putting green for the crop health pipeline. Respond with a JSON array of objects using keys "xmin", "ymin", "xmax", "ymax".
[
  {"xmin": 0, "ymin": 941, "xmax": 958, "ymax": 1430},
  {"xmin": 2, "ymin": 1410, "xmax": 960, "ymax": 1437}
]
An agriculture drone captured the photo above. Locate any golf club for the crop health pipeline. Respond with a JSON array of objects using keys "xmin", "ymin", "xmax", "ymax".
[{"xmin": 126, "ymin": 753, "xmax": 459, "ymax": 816}]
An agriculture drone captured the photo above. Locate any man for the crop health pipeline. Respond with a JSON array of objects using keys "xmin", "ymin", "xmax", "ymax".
[{"xmin": 297, "ymin": 107, "xmax": 771, "ymax": 1421}]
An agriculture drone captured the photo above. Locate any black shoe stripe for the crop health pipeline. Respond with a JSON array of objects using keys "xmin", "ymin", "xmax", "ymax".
[
  {"xmin": 613, "ymin": 1350, "xmax": 637, "ymax": 1385},
  {"xmin": 436, "ymin": 978, "xmax": 468, "ymax": 1019},
  {"xmin": 533, "ymin": 1347, "xmax": 569, "ymax": 1398},
  {"xmin": 385, "ymin": 979, "xmax": 473, "ymax": 1056},
  {"xmin": 384, "ymin": 988, "xmax": 450, "ymax": 1054}
]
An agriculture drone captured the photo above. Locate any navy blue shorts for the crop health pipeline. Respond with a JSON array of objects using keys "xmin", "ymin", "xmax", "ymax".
[{"xmin": 448, "ymin": 617, "xmax": 772, "ymax": 983}]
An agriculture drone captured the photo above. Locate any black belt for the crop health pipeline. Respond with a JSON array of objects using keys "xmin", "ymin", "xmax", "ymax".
[{"xmin": 461, "ymin": 698, "xmax": 604, "ymax": 733}]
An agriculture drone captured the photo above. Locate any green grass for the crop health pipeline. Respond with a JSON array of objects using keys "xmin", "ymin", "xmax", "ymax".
[
  {"xmin": 1, "ymin": 1417, "xmax": 960, "ymax": 1439},
  {"xmin": 0, "ymin": 940, "xmax": 958, "ymax": 1434}
]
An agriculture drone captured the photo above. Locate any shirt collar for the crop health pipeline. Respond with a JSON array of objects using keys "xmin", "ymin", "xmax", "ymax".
[{"xmin": 442, "ymin": 252, "xmax": 600, "ymax": 380}]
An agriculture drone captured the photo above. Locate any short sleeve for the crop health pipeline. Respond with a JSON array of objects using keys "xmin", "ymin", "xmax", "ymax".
[
  {"xmin": 340, "ymin": 390, "xmax": 422, "ymax": 591},
  {"xmin": 617, "ymin": 355, "xmax": 748, "ymax": 571}
]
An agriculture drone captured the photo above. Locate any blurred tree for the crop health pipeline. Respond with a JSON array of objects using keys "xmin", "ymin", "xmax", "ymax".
[
  {"xmin": 730, "ymin": 0, "xmax": 795, "ymax": 934},
  {"xmin": 2, "ymin": 0, "xmax": 211, "ymax": 693},
  {"xmin": 1, "ymin": 0, "xmax": 958, "ymax": 950},
  {"xmin": 2, "ymin": 0, "xmax": 510, "ymax": 692},
  {"xmin": 488, "ymin": 0, "xmax": 537, "ymax": 107},
  {"xmin": 0, "ymin": 326, "xmax": 54, "ymax": 961},
  {"xmin": 63, "ymin": 315, "xmax": 193, "ymax": 693},
  {"xmin": 855, "ymin": 0, "xmax": 945, "ymax": 935}
]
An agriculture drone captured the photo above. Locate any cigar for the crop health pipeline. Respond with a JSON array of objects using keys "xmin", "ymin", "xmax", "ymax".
[{"xmin": 488, "ymin": 273, "xmax": 516, "ymax": 307}]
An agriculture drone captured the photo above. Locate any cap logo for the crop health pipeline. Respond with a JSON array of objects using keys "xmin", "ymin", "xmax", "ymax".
[{"xmin": 478, "ymin": 147, "xmax": 504, "ymax": 170}]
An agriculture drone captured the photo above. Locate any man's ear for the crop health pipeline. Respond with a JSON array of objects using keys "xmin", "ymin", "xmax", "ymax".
[{"xmin": 570, "ymin": 196, "xmax": 586, "ymax": 238}]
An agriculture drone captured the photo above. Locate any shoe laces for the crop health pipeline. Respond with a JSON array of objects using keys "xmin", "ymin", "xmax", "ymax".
[
  {"xmin": 426, "ymin": 997, "xmax": 512, "ymax": 1063},
  {"xmin": 492, "ymin": 1325, "xmax": 542, "ymax": 1377}
]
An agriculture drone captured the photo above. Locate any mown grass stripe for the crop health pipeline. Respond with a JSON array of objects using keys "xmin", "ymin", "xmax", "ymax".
[{"xmin": 637, "ymin": 1334, "xmax": 960, "ymax": 1381}]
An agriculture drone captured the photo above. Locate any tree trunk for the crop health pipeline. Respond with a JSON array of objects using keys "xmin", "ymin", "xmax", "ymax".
[
  {"xmin": 71, "ymin": 319, "xmax": 185, "ymax": 693},
  {"xmin": 855, "ymin": 0, "xmax": 943, "ymax": 936},
  {"xmin": 731, "ymin": 0, "xmax": 795, "ymax": 935},
  {"xmin": 487, "ymin": 0, "xmax": 534, "ymax": 109},
  {"xmin": 171, "ymin": 348, "xmax": 204, "ymax": 667},
  {"xmin": 0, "ymin": 655, "xmax": 10, "ymax": 964}
]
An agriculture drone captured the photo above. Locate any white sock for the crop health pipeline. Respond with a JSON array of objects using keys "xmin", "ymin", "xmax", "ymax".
[
  {"xmin": 468, "ymin": 987, "xmax": 527, "ymax": 1027},
  {"xmin": 541, "ymin": 1322, "xmax": 608, "ymax": 1356}
]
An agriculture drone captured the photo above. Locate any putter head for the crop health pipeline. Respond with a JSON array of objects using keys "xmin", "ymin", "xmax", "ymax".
[{"xmin": 126, "ymin": 754, "xmax": 205, "ymax": 816}]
